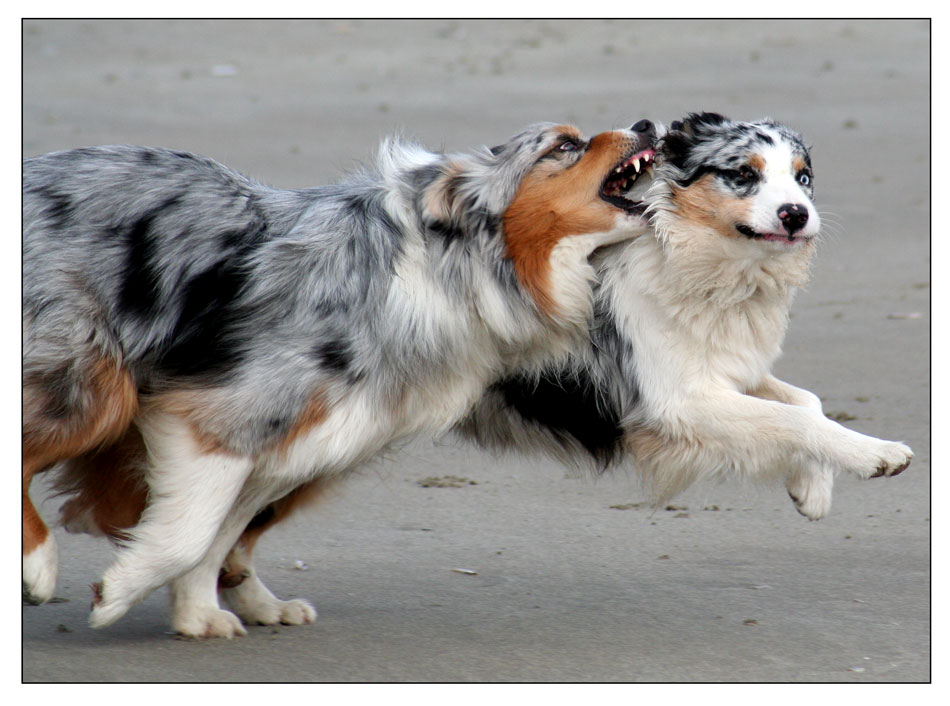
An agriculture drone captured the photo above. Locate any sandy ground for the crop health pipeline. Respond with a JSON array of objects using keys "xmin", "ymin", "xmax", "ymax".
[{"xmin": 21, "ymin": 19, "xmax": 930, "ymax": 683}]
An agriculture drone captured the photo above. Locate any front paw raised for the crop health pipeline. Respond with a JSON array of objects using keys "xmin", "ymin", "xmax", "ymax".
[
  {"xmin": 844, "ymin": 438, "xmax": 913, "ymax": 479},
  {"xmin": 867, "ymin": 441, "xmax": 913, "ymax": 478}
]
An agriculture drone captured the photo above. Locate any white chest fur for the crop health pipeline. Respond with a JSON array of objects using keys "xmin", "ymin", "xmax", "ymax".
[{"xmin": 601, "ymin": 234, "xmax": 808, "ymax": 412}]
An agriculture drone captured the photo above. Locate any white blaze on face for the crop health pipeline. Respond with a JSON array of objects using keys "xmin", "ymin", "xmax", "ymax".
[{"xmin": 745, "ymin": 135, "xmax": 820, "ymax": 238}]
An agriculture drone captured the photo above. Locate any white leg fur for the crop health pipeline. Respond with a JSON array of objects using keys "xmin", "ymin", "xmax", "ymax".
[
  {"xmin": 785, "ymin": 464, "xmax": 834, "ymax": 520},
  {"xmin": 634, "ymin": 384, "xmax": 913, "ymax": 504},
  {"xmin": 220, "ymin": 544, "xmax": 317, "ymax": 626},
  {"xmin": 169, "ymin": 522, "xmax": 252, "ymax": 639},
  {"xmin": 89, "ymin": 413, "xmax": 254, "ymax": 629},
  {"xmin": 23, "ymin": 533, "xmax": 58, "ymax": 604},
  {"xmin": 720, "ymin": 389, "xmax": 911, "ymax": 478},
  {"xmin": 171, "ymin": 575, "xmax": 247, "ymax": 639},
  {"xmin": 170, "ymin": 489, "xmax": 316, "ymax": 637},
  {"xmin": 753, "ymin": 375, "xmax": 835, "ymax": 520}
]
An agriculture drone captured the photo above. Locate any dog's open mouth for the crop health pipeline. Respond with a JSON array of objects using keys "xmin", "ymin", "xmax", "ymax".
[
  {"xmin": 600, "ymin": 148, "xmax": 655, "ymax": 216},
  {"xmin": 735, "ymin": 223, "xmax": 810, "ymax": 244}
]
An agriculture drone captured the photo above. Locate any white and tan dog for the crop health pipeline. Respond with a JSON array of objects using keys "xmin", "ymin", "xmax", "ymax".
[{"xmin": 462, "ymin": 112, "xmax": 913, "ymax": 520}]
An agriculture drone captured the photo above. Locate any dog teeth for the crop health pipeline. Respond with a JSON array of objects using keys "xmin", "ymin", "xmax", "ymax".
[{"xmin": 632, "ymin": 158, "xmax": 641, "ymax": 173}]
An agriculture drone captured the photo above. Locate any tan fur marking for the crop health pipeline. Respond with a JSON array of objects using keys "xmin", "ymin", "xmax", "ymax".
[
  {"xmin": 503, "ymin": 129, "xmax": 638, "ymax": 314},
  {"xmin": 625, "ymin": 425, "xmax": 671, "ymax": 464},
  {"xmin": 792, "ymin": 156, "xmax": 807, "ymax": 173},
  {"xmin": 152, "ymin": 389, "xmax": 329, "ymax": 457},
  {"xmin": 22, "ymin": 488, "xmax": 49, "ymax": 553},
  {"xmin": 672, "ymin": 174, "xmax": 753, "ymax": 239},
  {"xmin": 624, "ymin": 426, "xmax": 698, "ymax": 502},
  {"xmin": 23, "ymin": 356, "xmax": 138, "ymax": 553},
  {"xmin": 747, "ymin": 154, "xmax": 765, "ymax": 172},
  {"xmin": 147, "ymin": 390, "xmax": 239, "ymax": 455},
  {"xmin": 276, "ymin": 395, "xmax": 329, "ymax": 455},
  {"xmin": 55, "ymin": 389, "xmax": 329, "ymax": 545},
  {"xmin": 57, "ymin": 426, "xmax": 150, "ymax": 539}
]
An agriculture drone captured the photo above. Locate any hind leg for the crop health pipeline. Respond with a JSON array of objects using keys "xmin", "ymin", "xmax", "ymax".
[
  {"xmin": 217, "ymin": 481, "xmax": 331, "ymax": 627},
  {"xmin": 22, "ymin": 356, "xmax": 138, "ymax": 603},
  {"xmin": 89, "ymin": 412, "xmax": 253, "ymax": 629},
  {"xmin": 219, "ymin": 544, "xmax": 317, "ymax": 627},
  {"xmin": 22, "ymin": 458, "xmax": 58, "ymax": 604}
]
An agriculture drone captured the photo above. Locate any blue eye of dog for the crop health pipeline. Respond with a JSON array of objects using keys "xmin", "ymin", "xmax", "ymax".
[
  {"xmin": 797, "ymin": 171, "xmax": 811, "ymax": 187},
  {"xmin": 557, "ymin": 139, "xmax": 579, "ymax": 152}
]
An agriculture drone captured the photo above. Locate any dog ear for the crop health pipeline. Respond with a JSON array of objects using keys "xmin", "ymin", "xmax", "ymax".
[
  {"xmin": 685, "ymin": 112, "xmax": 729, "ymax": 133},
  {"xmin": 671, "ymin": 112, "xmax": 729, "ymax": 139},
  {"xmin": 661, "ymin": 121, "xmax": 698, "ymax": 167},
  {"xmin": 420, "ymin": 162, "xmax": 467, "ymax": 237},
  {"xmin": 662, "ymin": 112, "xmax": 731, "ymax": 169}
]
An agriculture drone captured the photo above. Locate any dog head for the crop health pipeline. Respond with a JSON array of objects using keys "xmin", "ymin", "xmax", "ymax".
[
  {"xmin": 649, "ymin": 112, "xmax": 819, "ymax": 250},
  {"xmin": 411, "ymin": 121, "xmax": 657, "ymax": 320},
  {"xmin": 398, "ymin": 121, "xmax": 655, "ymax": 323}
]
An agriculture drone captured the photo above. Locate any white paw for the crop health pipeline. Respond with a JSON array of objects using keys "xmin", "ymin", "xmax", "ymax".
[
  {"xmin": 273, "ymin": 598, "xmax": 317, "ymax": 625},
  {"xmin": 22, "ymin": 534, "xmax": 58, "ymax": 604},
  {"xmin": 231, "ymin": 595, "xmax": 317, "ymax": 626},
  {"xmin": 786, "ymin": 466, "xmax": 834, "ymax": 521},
  {"xmin": 172, "ymin": 604, "xmax": 248, "ymax": 639},
  {"xmin": 88, "ymin": 581, "xmax": 134, "ymax": 629},
  {"xmin": 846, "ymin": 439, "xmax": 914, "ymax": 480},
  {"xmin": 869, "ymin": 441, "xmax": 914, "ymax": 479},
  {"xmin": 222, "ymin": 573, "xmax": 317, "ymax": 626}
]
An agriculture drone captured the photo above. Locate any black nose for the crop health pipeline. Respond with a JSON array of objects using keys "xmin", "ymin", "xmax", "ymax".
[
  {"xmin": 631, "ymin": 119, "xmax": 655, "ymax": 136},
  {"xmin": 777, "ymin": 203, "xmax": 809, "ymax": 234}
]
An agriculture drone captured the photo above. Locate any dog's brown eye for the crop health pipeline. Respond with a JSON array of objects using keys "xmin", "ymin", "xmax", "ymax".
[{"xmin": 738, "ymin": 166, "xmax": 757, "ymax": 183}]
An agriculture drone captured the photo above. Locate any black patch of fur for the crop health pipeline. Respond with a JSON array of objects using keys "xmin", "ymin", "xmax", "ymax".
[
  {"xmin": 427, "ymin": 219, "xmax": 465, "ymax": 241},
  {"xmin": 117, "ymin": 195, "xmax": 184, "ymax": 318},
  {"xmin": 495, "ymin": 370, "xmax": 624, "ymax": 467},
  {"xmin": 313, "ymin": 339, "xmax": 353, "ymax": 373},
  {"xmin": 152, "ymin": 254, "xmax": 251, "ymax": 379},
  {"xmin": 245, "ymin": 504, "xmax": 276, "ymax": 531},
  {"xmin": 152, "ymin": 213, "xmax": 268, "ymax": 379},
  {"xmin": 660, "ymin": 112, "xmax": 779, "ymax": 190},
  {"xmin": 27, "ymin": 184, "xmax": 74, "ymax": 230}
]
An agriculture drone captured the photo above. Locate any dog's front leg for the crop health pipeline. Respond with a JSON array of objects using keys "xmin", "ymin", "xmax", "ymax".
[
  {"xmin": 751, "ymin": 375, "xmax": 834, "ymax": 519},
  {"xmin": 694, "ymin": 386, "xmax": 913, "ymax": 481},
  {"xmin": 168, "ymin": 503, "xmax": 266, "ymax": 639},
  {"xmin": 88, "ymin": 413, "xmax": 254, "ymax": 631},
  {"xmin": 752, "ymin": 375, "xmax": 823, "ymax": 412},
  {"xmin": 632, "ymin": 386, "xmax": 913, "ymax": 505}
]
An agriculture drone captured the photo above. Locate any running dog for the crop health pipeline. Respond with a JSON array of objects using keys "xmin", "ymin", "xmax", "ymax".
[
  {"xmin": 462, "ymin": 112, "xmax": 913, "ymax": 520},
  {"xmin": 22, "ymin": 120, "xmax": 657, "ymax": 637}
]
